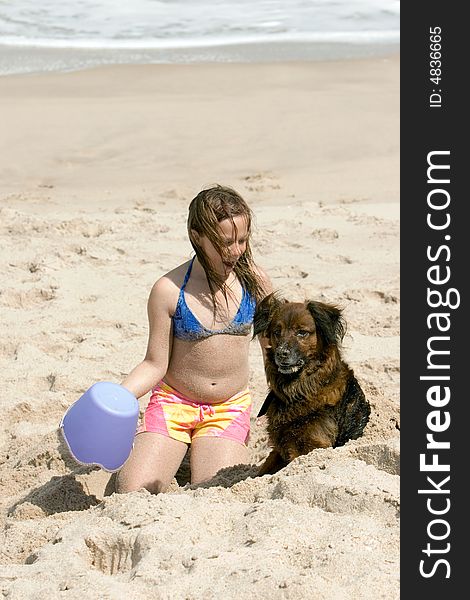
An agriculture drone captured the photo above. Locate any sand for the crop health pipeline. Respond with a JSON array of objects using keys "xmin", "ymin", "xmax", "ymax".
[{"xmin": 0, "ymin": 56, "xmax": 399, "ymax": 599}]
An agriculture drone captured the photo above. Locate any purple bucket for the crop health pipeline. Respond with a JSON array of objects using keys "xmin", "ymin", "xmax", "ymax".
[{"xmin": 60, "ymin": 382, "xmax": 139, "ymax": 472}]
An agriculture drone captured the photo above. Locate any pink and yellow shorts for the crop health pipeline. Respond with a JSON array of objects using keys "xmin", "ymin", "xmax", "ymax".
[{"xmin": 138, "ymin": 380, "xmax": 252, "ymax": 446}]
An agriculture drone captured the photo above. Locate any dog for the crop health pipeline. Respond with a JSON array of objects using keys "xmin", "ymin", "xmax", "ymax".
[{"xmin": 253, "ymin": 293, "xmax": 370, "ymax": 476}]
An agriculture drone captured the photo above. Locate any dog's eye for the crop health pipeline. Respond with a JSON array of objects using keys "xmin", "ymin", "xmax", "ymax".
[
  {"xmin": 296, "ymin": 330, "xmax": 310, "ymax": 338},
  {"xmin": 272, "ymin": 329, "xmax": 281, "ymax": 339}
]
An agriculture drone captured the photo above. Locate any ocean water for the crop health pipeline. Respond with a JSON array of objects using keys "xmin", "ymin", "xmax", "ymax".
[{"xmin": 0, "ymin": 0, "xmax": 400, "ymax": 74}]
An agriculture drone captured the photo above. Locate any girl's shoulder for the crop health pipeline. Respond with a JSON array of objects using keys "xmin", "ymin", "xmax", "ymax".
[
  {"xmin": 159, "ymin": 260, "xmax": 192, "ymax": 286},
  {"xmin": 252, "ymin": 262, "xmax": 270, "ymax": 279},
  {"xmin": 251, "ymin": 262, "xmax": 273, "ymax": 296},
  {"xmin": 148, "ymin": 260, "xmax": 192, "ymax": 311}
]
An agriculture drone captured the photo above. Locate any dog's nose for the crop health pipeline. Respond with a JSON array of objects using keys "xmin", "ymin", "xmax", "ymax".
[{"xmin": 276, "ymin": 345, "xmax": 290, "ymax": 359}]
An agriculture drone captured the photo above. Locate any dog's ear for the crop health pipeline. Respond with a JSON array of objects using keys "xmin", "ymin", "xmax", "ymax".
[
  {"xmin": 253, "ymin": 292, "xmax": 283, "ymax": 338},
  {"xmin": 306, "ymin": 300, "xmax": 347, "ymax": 346}
]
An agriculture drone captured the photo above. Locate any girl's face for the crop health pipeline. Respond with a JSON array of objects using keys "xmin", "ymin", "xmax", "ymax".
[{"xmin": 193, "ymin": 214, "xmax": 249, "ymax": 277}]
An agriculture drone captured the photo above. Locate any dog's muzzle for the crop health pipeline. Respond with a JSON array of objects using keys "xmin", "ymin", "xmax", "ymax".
[{"xmin": 274, "ymin": 344, "xmax": 305, "ymax": 375}]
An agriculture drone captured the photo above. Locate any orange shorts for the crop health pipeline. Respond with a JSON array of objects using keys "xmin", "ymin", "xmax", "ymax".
[{"xmin": 138, "ymin": 380, "xmax": 252, "ymax": 446}]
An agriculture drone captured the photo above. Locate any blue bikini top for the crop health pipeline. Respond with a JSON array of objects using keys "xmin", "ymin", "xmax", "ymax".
[{"xmin": 173, "ymin": 257, "xmax": 256, "ymax": 341}]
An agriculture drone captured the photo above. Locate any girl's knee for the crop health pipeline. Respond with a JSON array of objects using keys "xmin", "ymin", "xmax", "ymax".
[
  {"xmin": 114, "ymin": 468, "xmax": 143, "ymax": 494},
  {"xmin": 114, "ymin": 470, "xmax": 165, "ymax": 495},
  {"xmin": 114, "ymin": 470, "xmax": 132, "ymax": 494}
]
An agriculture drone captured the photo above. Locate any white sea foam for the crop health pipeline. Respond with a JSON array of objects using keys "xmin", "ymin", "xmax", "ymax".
[
  {"xmin": 0, "ymin": 0, "xmax": 399, "ymax": 46},
  {"xmin": 0, "ymin": 0, "xmax": 400, "ymax": 74},
  {"xmin": 0, "ymin": 30, "xmax": 399, "ymax": 50}
]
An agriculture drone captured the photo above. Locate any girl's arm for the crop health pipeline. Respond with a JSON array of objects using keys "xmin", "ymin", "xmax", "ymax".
[{"xmin": 121, "ymin": 277, "xmax": 174, "ymax": 399}]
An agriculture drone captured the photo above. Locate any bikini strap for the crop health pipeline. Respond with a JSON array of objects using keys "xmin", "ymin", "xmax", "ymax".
[{"xmin": 181, "ymin": 256, "xmax": 195, "ymax": 291}]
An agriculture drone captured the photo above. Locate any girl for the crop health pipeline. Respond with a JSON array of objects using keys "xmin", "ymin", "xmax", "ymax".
[{"xmin": 116, "ymin": 185, "xmax": 272, "ymax": 493}]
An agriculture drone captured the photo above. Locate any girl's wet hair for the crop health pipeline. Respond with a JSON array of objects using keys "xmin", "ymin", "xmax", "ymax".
[{"xmin": 187, "ymin": 185, "xmax": 267, "ymax": 309}]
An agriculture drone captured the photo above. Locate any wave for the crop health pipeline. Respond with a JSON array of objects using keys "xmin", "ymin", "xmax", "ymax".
[{"xmin": 0, "ymin": 30, "xmax": 400, "ymax": 50}]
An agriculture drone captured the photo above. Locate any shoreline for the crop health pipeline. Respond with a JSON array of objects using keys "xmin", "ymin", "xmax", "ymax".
[{"xmin": 0, "ymin": 40, "xmax": 399, "ymax": 76}]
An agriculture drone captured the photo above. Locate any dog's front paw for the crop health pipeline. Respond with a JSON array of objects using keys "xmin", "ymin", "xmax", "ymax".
[
  {"xmin": 257, "ymin": 450, "xmax": 287, "ymax": 476},
  {"xmin": 286, "ymin": 447, "xmax": 302, "ymax": 462}
]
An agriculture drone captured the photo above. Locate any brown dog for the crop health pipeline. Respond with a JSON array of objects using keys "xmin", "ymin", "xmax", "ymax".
[{"xmin": 254, "ymin": 293, "xmax": 370, "ymax": 476}]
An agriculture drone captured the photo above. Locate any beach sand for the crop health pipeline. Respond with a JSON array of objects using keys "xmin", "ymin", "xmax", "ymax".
[{"xmin": 0, "ymin": 56, "xmax": 399, "ymax": 599}]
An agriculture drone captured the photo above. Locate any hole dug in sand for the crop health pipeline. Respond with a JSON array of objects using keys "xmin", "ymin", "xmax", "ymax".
[
  {"xmin": 351, "ymin": 440, "xmax": 400, "ymax": 476},
  {"xmin": 84, "ymin": 532, "xmax": 142, "ymax": 575},
  {"xmin": 9, "ymin": 474, "xmax": 101, "ymax": 518}
]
